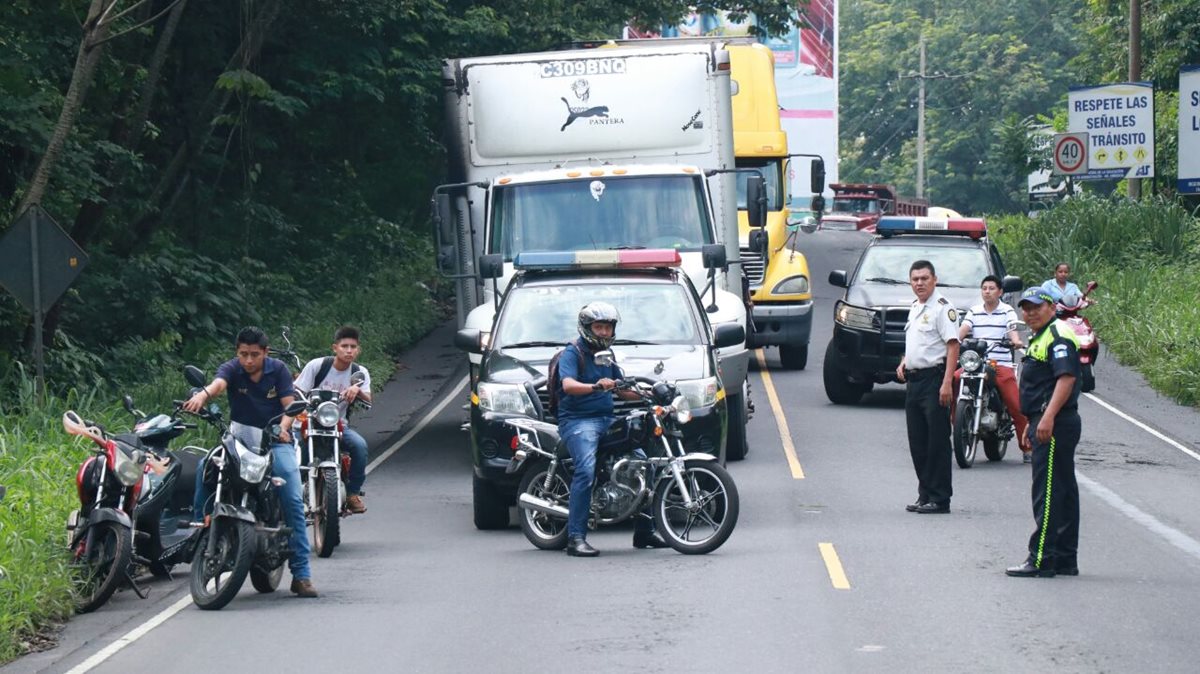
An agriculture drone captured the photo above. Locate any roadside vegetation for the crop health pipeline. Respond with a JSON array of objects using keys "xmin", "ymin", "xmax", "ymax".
[{"xmin": 990, "ymin": 196, "xmax": 1200, "ymax": 406}]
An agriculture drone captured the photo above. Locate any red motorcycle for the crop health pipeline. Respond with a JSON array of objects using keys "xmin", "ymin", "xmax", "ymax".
[
  {"xmin": 63, "ymin": 411, "xmax": 149, "ymax": 613},
  {"xmin": 1057, "ymin": 280, "xmax": 1099, "ymax": 392}
]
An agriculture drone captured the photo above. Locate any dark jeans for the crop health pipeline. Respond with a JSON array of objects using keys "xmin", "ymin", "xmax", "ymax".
[
  {"xmin": 1026, "ymin": 411, "xmax": 1081, "ymax": 569},
  {"xmin": 560, "ymin": 416, "xmax": 654, "ymax": 540},
  {"xmin": 905, "ymin": 367, "xmax": 953, "ymax": 505},
  {"xmin": 342, "ymin": 427, "xmax": 368, "ymax": 494}
]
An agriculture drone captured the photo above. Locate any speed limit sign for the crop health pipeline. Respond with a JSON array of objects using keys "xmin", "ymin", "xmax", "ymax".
[{"xmin": 1053, "ymin": 133, "xmax": 1089, "ymax": 176}]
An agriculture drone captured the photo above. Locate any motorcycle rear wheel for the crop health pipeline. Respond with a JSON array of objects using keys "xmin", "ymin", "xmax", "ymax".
[
  {"xmin": 953, "ymin": 404, "xmax": 977, "ymax": 469},
  {"xmin": 653, "ymin": 459, "xmax": 739, "ymax": 555},
  {"xmin": 250, "ymin": 564, "xmax": 285, "ymax": 593},
  {"xmin": 190, "ymin": 519, "xmax": 255, "ymax": 611},
  {"xmin": 517, "ymin": 463, "xmax": 569, "ymax": 550},
  {"xmin": 71, "ymin": 521, "xmax": 132, "ymax": 614},
  {"xmin": 313, "ymin": 467, "xmax": 341, "ymax": 558}
]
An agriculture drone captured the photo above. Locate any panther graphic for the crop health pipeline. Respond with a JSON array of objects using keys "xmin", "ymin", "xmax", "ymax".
[{"xmin": 560, "ymin": 98, "xmax": 609, "ymax": 131}]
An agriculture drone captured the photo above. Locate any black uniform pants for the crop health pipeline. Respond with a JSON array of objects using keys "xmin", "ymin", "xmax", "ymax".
[
  {"xmin": 1025, "ymin": 411, "xmax": 1081, "ymax": 569},
  {"xmin": 904, "ymin": 367, "xmax": 953, "ymax": 505}
]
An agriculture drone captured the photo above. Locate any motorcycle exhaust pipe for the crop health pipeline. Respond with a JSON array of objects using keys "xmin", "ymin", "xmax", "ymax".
[{"xmin": 517, "ymin": 493, "xmax": 568, "ymax": 519}]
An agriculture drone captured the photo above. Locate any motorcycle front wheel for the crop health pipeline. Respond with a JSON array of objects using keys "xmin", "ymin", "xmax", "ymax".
[
  {"xmin": 653, "ymin": 460, "xmax": 739, "ymax": 555},
  {"xmin": 190, "ymin": 519, "xmax": 255, "ymax": 610},
  {"xmin": 953, "ymin": 403, "xmax": 977, "ymax": 469},
  {"xmin": 517, "ymin": 463, "xmax": 570, "ymax": 550},
  {"xmin": 313, "ymin": 467, "xmax": 340, "ymax": 558},
  {"xmin": 70, "ymin": 520, "xmax": 132, "ymax": 613}
]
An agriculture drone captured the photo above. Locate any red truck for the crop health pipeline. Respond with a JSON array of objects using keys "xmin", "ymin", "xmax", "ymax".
[{"xmin": 821, "ymin": 183, "xmax": 929, "ymax": 232}]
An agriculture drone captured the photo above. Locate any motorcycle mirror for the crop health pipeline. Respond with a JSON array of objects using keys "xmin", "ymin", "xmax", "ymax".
[
  {"xmin": 350, "ymin": 370, "xmax": 367, "ymax": 387},
  {"xmin": 593, "ymin": 350, "xmax": 615, "ymax": 367},
  {"xmin": 122, "ymin": 395, "xmax": 136, "ymax": 413},
  {"xmin": 183, "ymin": 365, "xmax": 207, "ymax": 388},
  {"xmin": 284, "ymin": 400, "xmax": 307, "ymax": 416},
  {"xmin": 62, "ymin": 410, "xmax": 86, "ymax": 435},
  {"xmin": 1085, "ymin": 280, "xmax": 1098, "ymax": 294}
]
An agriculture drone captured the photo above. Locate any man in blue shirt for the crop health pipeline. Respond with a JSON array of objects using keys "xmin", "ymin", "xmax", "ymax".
[
  {"xmin": 1041, "ymin": 262, "xmax": 1082, "ymax": 302},
  {"xmin": 558, "ymin": 302, "xmax": 667, "ymax": 557},
  {"xmin": 183, "ymin": 327, "xmax": 316, "ymax": 598}
]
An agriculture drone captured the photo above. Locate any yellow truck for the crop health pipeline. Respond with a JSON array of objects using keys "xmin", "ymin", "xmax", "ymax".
[{"xmin": 729, "ymin": 43, "xmax": 824, "ymax": 369}]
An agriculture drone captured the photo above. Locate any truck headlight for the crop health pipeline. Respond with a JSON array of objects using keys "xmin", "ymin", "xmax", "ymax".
[
  {"xmin": 675, "ymin": 377, "xmax": 719, "ymax": 408},
  {"xmin": 772, "ymin": 275, "xmax": 810, "ymax": 295},
  {"xmin": 834, "ymin": 301, "xmax": 879, "ymax": 331},
  {"xmin": 960, "ymin": 350, "xmax": 983, "ymax": 373},
  {"xmin": 477, "ymin": 381, "xmax": 536, "ymax": 417}
]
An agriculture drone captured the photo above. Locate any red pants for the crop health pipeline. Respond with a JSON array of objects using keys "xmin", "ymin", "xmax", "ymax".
[{"xmin": 952, "ymin": 366, "xmax": 1029, "ymax": 452}]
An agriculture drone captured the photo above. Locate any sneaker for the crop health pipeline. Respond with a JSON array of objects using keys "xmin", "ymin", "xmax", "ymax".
[
  {"xmin": 346, "ymin": 494, "xmax": 367, "ymax": 514},
  {"xmin": 1022, "ymin": 452, "xmax": 1032, "ymax": 464},
  {"xmin": 290, "ymin": 578, "xmax": 319, "ymax": 598}
]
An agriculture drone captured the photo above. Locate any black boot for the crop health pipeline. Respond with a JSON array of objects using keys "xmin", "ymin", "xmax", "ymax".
[
  {"xmin": 632, "ymin": 530, "xmax": 669, "ymax": 549},
  {"xmin": 567, "ymin": 537, "xmax": 599, "ymax": 557}
]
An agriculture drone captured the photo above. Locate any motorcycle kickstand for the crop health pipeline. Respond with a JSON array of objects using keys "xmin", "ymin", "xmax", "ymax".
[{"xmin": 124, "ymin": 569, "xmax": 150, "ymax": 599}]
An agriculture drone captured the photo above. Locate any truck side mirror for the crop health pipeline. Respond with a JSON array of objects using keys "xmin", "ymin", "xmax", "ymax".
[
  {"xmin": 746, "ymin": 175, "xmax": 766, "ymax": 229},
  {"xmin": 810, "ymin": 195, "xmax": 826, "ymax": 218},
  {"xmin": 701, "ymin": 244, "xmax": 726, "ymax": 270},
  {"xmin": 478, "ymin": 254, "xmax": 504, "ymax": 279},
  {"xmin": 748, "ymin": 229, "xmax": 769, "ymax": 256},
  {"xmin": 454, "ymin": 329, "xmax": 484, "ymax": 354},
  {"xmin": 810, "ymin": 158, "xmax": 826, "ymax": 194},
  {"xmin": 713, "ymin": 323, "xmax": 745, "ymax": 349},
  {"xmin": 1001, "ymin": 275, "xmax": 1022, "ymax": 293},
  {"xmin": 829, "ymin": 270, "xmax": 848, "ymax": 288}
]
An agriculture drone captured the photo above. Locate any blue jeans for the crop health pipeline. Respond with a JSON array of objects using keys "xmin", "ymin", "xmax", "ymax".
[
  {"xmin": 560, "ymin": 416, "xmax": 654, "ymax": 540},
  {"xmin": 342, "ymin": 427, "xmax": 368, "ymax": 494},
  {"xmin": 192, "ymin": 442, "xmax": 312, "ymax": 581}
]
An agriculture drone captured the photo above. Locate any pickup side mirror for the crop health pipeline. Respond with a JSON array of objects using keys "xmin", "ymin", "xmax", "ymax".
[
  {"xmin": 1001, "ymin": 275, "xmax": 1022, "ymax": 293},
  {"xmin": 748, "ymin": 229, "xmax": 769, "ymax": 256},
  {"xmin": 713, "ymin": 323, "xmax": 746, "ymax": 349},
  {"xmin": 455, "ymin": 328, "xmax": 484, "ymax": 354},
  {"xmin": 746, "ymin": 175, "xmax": 766, "ymax": 229},
  {"xmin": 810, "ymin": 158, "xmax": 826, "ymax": 194},
  {"xmin": 701, "ymin": 244, "xmax": 727, "ymax": 269},
  {"xmin": 829, "ymin": 270, "xmax": 849, "ymax": 288},
  {"xmin": 478, "ymin": 254, "xmax": 504, "ymax": 280},
  {"xmin": 184, "ymin": 365, "xmax": 207, "ymax": 388}
]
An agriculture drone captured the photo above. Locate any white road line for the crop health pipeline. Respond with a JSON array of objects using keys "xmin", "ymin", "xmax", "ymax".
[
  {"xmin": 1083, "ymin": 392, "xmax": 1200, "ymax": 464},
  {"xmin": 66, "ymin": 376, "xmax": 469, "ymax": 673},
  {"xmin": 1078, "ymin": 472, "xmax": 1200, "ymax": 563}
]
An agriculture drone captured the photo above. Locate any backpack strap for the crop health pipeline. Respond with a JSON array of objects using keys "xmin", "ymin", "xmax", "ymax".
[{"xmin": 313, "ymin": 356, "xmax": 335, "ymax": 387}]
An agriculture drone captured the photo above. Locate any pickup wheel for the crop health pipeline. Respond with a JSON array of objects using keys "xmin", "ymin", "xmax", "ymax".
[
  {"xmin": 823, "ymin": 346, "xmax": 865, "ymax": 405},
  {"xmin": 725, "ymin": 391, "xmax": 749, "ymax": 462},
  {"xmin": 779, "ymin": 344, "xmax": 808, "ymax": 370},
  {"xmin": 472, "ymin": 474, "xmax": 510, "ymax": 530}
]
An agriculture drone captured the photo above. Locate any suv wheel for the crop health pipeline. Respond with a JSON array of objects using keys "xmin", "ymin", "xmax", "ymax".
[
  {"xmin": 779, "ymin": 344, "xmax": 808, "ymax": 370},
  {"xmin": 472, "ymin": 474, "xmax": 510, "ymax": 530},
  {"xmin": 823, "ymin": 346, "xmax": 865, "ymax": 405},
  {"xmin": 725, "ymin": 389, "xmax": 749, "ymax": 462}
]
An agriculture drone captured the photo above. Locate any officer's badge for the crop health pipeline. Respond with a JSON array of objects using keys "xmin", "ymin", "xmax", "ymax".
[{"xmin": 948, "ymin": 308, "xmax": 958, "ymax": 322}]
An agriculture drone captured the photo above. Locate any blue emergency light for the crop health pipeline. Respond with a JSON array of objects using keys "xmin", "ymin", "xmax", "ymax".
[{"xmin": 876, "ymin": 217, "xmax": 987, "ymax": 240}]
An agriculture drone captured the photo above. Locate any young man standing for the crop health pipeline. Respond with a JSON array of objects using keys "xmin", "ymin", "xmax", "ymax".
[{"xmin": 294, "ymin": 326, "xmax": 373, "ymax": 513}]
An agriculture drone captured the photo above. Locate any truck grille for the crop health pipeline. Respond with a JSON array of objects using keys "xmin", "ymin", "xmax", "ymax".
[
  {"xmin": 883, "ymin": 308, "xmax": 909, "ymax": 332},
  {"xmin": 536, "ymin": 387, "xmax": 642, "ymax": 424},
  {"xmin": 740, "ymin": 247, "xmax": 765, "ymax": 286}
]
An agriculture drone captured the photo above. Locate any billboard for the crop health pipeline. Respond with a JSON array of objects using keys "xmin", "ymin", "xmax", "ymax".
[
  {"xmin": 1067, "ymin": 82, "xmax": 1155, "ymax": 180},
  {"xmin": 1179, "ymin": 65, "xmax": 1200, "ymax": 194}
]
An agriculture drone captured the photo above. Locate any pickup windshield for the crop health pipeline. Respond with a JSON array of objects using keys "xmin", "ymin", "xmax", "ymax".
[
  {"xmin": 495, "ymin": 283, "xmax": 701, "ymax": 348},
  {"xmin": 855, "ymin": 244, "xmax": 991, "ymax": 288},
  {"xmin": 490, "ymin": 175, "xmax": 713, "ymax": 261}
]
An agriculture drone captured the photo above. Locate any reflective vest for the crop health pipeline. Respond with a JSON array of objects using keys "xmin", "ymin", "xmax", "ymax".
[{"xmin": 1026, "ymin": 320, "xmax": 1079, "ymax": 363}]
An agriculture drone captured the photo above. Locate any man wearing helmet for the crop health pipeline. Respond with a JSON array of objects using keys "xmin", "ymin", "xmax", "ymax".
[{"xmin": 557, "ymin": 301, "xmax": 668, "ymax": 557}]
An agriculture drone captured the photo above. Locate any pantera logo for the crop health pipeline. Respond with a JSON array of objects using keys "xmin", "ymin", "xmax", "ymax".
[{"xmin": 559, "ymin": 78, "xmax": 623, "ymax": 131}]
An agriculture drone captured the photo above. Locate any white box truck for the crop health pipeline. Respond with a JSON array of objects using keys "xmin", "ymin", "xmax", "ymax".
[{"xmin": 432, "ymin": 42, "xmax": 755, "ymax": 456}]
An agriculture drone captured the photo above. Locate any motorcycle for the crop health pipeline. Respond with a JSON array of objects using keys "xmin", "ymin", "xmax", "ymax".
[
  {"xmin": 953, "ymin": 338, "xmax": 1016, "ymax": 468},
  {"xmin": 62, "ymin": 410, "xmax": 148, "ymax": 613},
  {"xmin": 295, "ymin": 370, "xmax": 371, "ymax": 558},
  {"xmin": 507, "ymin": 355, "xmax": 739, "ymax": 555},
  {"xmin": 185, "ymin": 364, "xmax": 307, "ymax": 610},
  {"xmin": 1057, "ymin": 281, "xmax": 1099, "ymax": 392}
]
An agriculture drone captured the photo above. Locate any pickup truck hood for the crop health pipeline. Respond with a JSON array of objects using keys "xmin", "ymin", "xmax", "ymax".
[
  {"xmin": 484, "ymin": 344, "xmax": 712, "ymax": 385},
  {"xmin": 844, "ymin": 284, "xmax": 980, "ymax": 313}
]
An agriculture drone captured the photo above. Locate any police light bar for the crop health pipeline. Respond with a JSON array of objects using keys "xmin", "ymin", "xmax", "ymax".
[
  {"xmin": 876, "ymin": 217, "xmax": 987, "ymax": 240},
  {"xmin": 513, "ymin": 249, "xmax": 682, "ymax": 270}
]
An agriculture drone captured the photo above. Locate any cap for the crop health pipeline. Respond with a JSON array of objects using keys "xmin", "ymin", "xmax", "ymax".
[{"xmin": 1018, "ymin": 288, "xmax": 1054, "ymax": 307}]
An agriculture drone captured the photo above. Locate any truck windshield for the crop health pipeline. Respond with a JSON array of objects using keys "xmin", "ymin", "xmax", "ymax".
[
  {"xmin": 490, "ymin": 175, "xmax": 713, "ymax": 261},
  {"xmin": 855, "ymin": 244, "xmax": 990, "ymax": 288},
  {"xmin": 734, "ymin": 159, "xmax": 783, "ymax": 210},
  {"xmin": 495, "ymin": 283, "xmax": 701, "ymax": 347},
  {"xmin": 832, "ymin": 197, "xmax": 878, "ymax": 214}
]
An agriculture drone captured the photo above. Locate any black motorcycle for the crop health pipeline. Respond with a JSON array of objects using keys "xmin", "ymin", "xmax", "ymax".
[
  {"xmin": 506, "ymin": 357, "xmax": 739, "ymax": 555},
  {"xmin": 953, "ymin": 338, "xmax": 1016, "ymax": 468},
  {"xmin": 185, "ymin": 365, "xmax": 306, "ymax": 610}
]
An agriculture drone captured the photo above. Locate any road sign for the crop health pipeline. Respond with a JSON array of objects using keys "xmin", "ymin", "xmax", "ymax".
[
  {"xmin": 1052, "ymin": 133, "xmax": 1089, "ymax": 176},
  {"xmin": 1067, "ymin": 81, "xmax": 1155, "ymax": 180},
  {"xmin": 1180, "ymin": 65, "xmax": 1200, "ymax": 194}
]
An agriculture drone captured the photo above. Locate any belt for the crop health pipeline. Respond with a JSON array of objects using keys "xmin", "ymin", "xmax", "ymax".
[{"xmin": 905, "ymin": 363, "xmax": 945, "ymax": 378}]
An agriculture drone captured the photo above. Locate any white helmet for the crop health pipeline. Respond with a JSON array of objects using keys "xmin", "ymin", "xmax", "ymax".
[{"xmin": 577, "ymin": 302, "xmax": 620, "ymax": 350}]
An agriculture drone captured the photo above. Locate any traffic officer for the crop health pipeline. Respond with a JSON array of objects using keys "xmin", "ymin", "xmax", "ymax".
[
  {"xmin": 896, "ymin": 260, "xmax": 960, "ymax": 514},
  {"xmin": 1007, "ymin": 288, "xmax": 1083, "ymax": 578}
]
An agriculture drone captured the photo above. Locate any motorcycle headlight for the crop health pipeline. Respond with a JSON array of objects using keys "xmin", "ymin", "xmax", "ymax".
[
  {"xmin": 771, "ymin": 275, "xmax": 810, "ymax": 295},
  {"xmin": 671, "ymin": 394, "xmax": 692, "ymax": 424},
  {"xmin": 477, "ymin": 381, "xmax": 536, "ymax": 417},
  {"xmin": 835, "ymin": 301, "xmax": 879, "ymax": 331},
  {"xmin": 674, "ymin": 377, "xmax": 719, "ymax": 408},
  {"xmin": 236, "ymin": 442, "xmax": 270, "ymax": 483},
  {"xmin": 960, "ymin": 350, "xmax": 983, "ymax": 373},
  {"xmin": 113, "ymin": 448, "xmax": 144, "ymax": 487},
  {"xmin": 315, "ymin": 401, "xmax": 340, "ymax": 427}
]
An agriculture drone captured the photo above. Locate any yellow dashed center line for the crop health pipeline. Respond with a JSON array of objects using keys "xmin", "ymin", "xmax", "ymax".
[
  {"xmin": 754, "ymin": 349, "xmax": 804, "ymax": 479},
  {"xmin": 819, "ymin": 543, "xmax": 851, "ymax": 589}
]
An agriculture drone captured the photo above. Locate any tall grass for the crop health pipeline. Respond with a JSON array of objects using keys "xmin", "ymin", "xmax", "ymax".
[{"xmin": 991, "ymin": 194, "xmax": 1200, "ymax": 406}]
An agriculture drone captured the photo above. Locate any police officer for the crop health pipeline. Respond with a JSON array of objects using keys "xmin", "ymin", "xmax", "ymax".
[
  {"xmin": 1007, "ymin": 288, "xmax": 1083, "ymax": 578},
  {"xmin": 896, "ymin": 260, "xmax": 960, "ymax": 514}
]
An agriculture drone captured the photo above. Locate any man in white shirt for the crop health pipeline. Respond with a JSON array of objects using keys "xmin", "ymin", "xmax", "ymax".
[
  {"xmin": 294, "ymin": 326, "xmax": 373, "ymax": 513},
  {"xmin": 955, "ymin": 275, "xmax": 1031, "ymax": 461}
]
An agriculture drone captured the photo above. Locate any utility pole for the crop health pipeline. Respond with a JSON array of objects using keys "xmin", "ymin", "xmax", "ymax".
[
  {"xmin": 1128, "ymin": 0, "xmax": 1142, "ymax": 199},
  {"xmin": 916, "ymin": 35, "xmax": 926, "ymax": 199}
]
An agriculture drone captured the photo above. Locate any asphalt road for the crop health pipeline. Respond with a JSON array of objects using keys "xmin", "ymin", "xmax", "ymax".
[{"xmin": 8, "ymin": 230, "xmax": 1200, "ymax": 674}]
